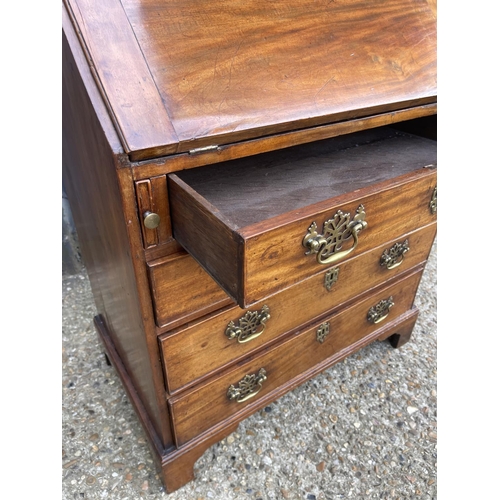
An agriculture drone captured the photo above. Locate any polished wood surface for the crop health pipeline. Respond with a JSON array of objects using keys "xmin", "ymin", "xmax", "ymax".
[
  {"xmin": 161, "ymin": 307, "xmax": 420, "ymax": 492},
  {"xmin": 148, "ymin": 252, "xmax": 233, "ymax": 330},
  {"xmin": 63, "ymin": 0, "xmax": 437, "ymax": 492},
  {"xmin": 169, "ymin": 267, "xmax": 423, "ymax": 446},
  {"xmin": 94, "ymin": 316, "xmax": 167, "ymax": 459},
  {"xmin": 122, "ymin": 0, "xmax": 436, "ymax": 154},
  {"xmin": 153, "ymin": 219, "xmax": 435, "ymax": 333},
  {"xmin": 130, "ymin": 104, "xmax": 437, "ymax": 181},
  {"xmin": 65, "ymin": 0, "xmax": 436, "ymax": 160},
  {"xmin": 169, "ymin": 130, "xmax": 437, "ymax": 307},
  {"xmin": 63, "ymin": 0, "xmax": 179, "ymax": 158},
  {"xmin": 63, "ymin": 9, "xmax": 173, "ymax": 446},
  {"xmin": 159, "ymin": 223, "xmax": 436, "ymax": 393},
  {"xmin": 242, "ymin": 170, "xmax": 435, "ymax": 305},
  {"xmin": 135, "ymin": 175, "xmax": 172, "ymax": 249}
]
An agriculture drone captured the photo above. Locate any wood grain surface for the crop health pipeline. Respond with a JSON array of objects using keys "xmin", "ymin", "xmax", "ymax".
[
  {"xmin": 130, "ymin": 106, "xmax": 437, "ymax": 181},
  {"xmin": 65, "ymin": 0, "xmax": 436, "ymax": 160},
  {"xmin": 62, "ymin": 0, "xmax": 437, "ymax": 492},
  {"xmin": 148, "ymin": 252, "xmax": 233, "ymax": 330},
  {"xmin": 135, "ymin": 175, "xmax": 173, "ymax": 249},
  {"xmin": 169, "ymin": 267, "xmax": 424, "ymax": 446},
  {"xmin": 63, "ymin": 9, "xmax": 173, "ymax": 446},
  {"xmin": 159, "ymin": 223, "xmax": 436, "ymax": 394},
  {"xmin": 242, "ymin": 169, "xmax": 436, "ymax": 305},
  {"xmin": 64, "ymin": 0, "xmax": 179, "ymax": 158},
  {"xmin": 174, "ymin": 129, "xmax": 436, "ymax": 228},
  {"xmin": 123, "ymin": 0, "xmax": 436, "ymax": 150},
  {"xmin": 168, "ymin": 129, "xmax": 437, "ymax": 306}
]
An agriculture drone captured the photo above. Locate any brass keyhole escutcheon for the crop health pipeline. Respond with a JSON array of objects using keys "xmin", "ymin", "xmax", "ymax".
[
  {"xmin": 227, "ymin": 368, "xmax": 267, "ymax": 403},
  {"xmin": 324, "ymin": 267, "xmax": 339, "ymax": 291},
  {"xmin": 143, "ymin": 211, "xmax": 161, "ymax": 229},
  {"xmin": 316, "ymin": 322, "xmax": 330, "ymax": 343},
  {"xmin": 303, "ymin": 205, "xmax": 367, "ymax": 265}
]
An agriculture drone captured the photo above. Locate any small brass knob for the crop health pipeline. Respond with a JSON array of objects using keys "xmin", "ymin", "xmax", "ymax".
[{"xmin": 143, "ymin": 211, "xmax": 160, "ymax": 229}]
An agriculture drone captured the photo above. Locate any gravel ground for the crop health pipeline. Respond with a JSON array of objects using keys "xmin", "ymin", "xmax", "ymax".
[{"xmin": 62, "ymin": 242, "xmax": 436, "ymax": 500}]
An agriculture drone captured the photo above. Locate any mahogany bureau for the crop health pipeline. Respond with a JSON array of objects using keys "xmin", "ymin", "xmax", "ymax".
[{"xmin": 62, "ymin": 0, "xmax": 437, "ymax": 493}]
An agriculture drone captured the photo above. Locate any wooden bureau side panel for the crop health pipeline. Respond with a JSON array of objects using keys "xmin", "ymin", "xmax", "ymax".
[
  {"xmin": 160, "ymin": 223, "xmax": 436, "ymax": 393},
  {"xmin": 148, "ymin": 253, "xmax": 234, "ymax": 330},
  {"xmin": 243, "ymin": 169, "xmax": 436, "ymax": 305},
  {"xmin": 62, "ymin": 11, "xmax": 173, "ymax": 448},
  {"xmin": 170, "ymin": 267, "xmax": 423, "ymax": 446}
]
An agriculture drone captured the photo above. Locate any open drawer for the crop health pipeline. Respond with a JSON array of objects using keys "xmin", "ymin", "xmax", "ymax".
[{"xmin": 168, "ymin": 127, "xmax": 437, "ymax": 307}]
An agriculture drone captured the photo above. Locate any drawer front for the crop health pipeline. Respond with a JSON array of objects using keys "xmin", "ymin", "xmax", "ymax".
[
  {"xmin": 148, "ymin": 253, "xmax": 233, "ymax": 330},
  {"xmin": 169, "ymin": 267, "xmax": 424, "ymax": 446},
  {"xmin": 168, "ymin": 130, "xmax": 437, "ymax": 308},
  {"xmin": 242, "ymin": 171, "xmax": 436, "ymax": 305},
  {"xmin": 160, "ymin": 223, "xmax": 436, "ymax": 393}
]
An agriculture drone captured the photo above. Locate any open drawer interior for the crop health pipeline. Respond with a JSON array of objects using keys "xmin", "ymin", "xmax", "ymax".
[{"xmin": 168, "ymin": 122, "xmax": 437, "ymax": 307}]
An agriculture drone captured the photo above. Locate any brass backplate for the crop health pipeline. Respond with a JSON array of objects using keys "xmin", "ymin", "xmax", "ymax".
[
  {"xmin": 225, "ymin": 305, "xmax": 271, "ymax": 343},
  {"xmin": 429, "ymin": 186, "xmax": 437, "ymax": 215},
  {"xmin": 367, "ymin": 297, "xmax": 394, "ymax": 324},
  {"xmin": 380, "ymin": 240, "xmax": 410, "ymax": 270},
  {"xmin": 303, "ymin": 205, "xmax": 367, "ymax": 265},
  {"xmin": 227, "ymin": 368, "xmax": 267, "ymax": 403}
]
